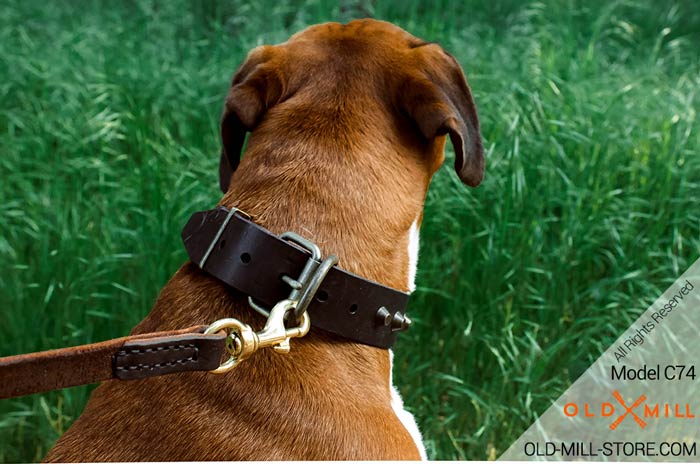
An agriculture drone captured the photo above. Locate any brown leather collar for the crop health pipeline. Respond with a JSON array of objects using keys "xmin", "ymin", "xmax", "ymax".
[
  {"xmin": 0, "ymin": 207, "xmax": 412, "ymax": 400},
  {"xmin": 181, "ymin": 206, "xmax": 412, "ymax": 349}
]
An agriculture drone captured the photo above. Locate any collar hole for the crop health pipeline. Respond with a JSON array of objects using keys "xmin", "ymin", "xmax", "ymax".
[{"xmin": 316, "ymin": 290, "xmax": 329, "ymax": 302}]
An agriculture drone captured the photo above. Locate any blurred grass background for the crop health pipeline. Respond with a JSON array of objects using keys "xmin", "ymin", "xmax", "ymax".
[{"xmin": 1, "ymin": 0, "xmax": 699, "ymax": 461}]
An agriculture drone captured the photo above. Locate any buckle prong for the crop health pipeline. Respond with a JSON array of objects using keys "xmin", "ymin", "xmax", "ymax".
[{"xmin": 280, "ymin": 275, "xmax": 302, "ymax": 290}]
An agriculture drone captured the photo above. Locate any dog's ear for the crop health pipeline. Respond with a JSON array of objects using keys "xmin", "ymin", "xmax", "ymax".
[
  {"xmin": 399, "ymin": 46, "xmax": 484, "ymax": 187},
  {"xmin": 219, "ymin": 46, "xmax": 285, "ymax": 192}
]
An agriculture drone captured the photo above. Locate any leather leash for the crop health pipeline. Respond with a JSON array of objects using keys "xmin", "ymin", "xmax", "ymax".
[
  {"xmin": 0, "ymin": 206, "xmax": 413, "ymax": 399},
  {"xmin": 0, "ymin": 326, "xmax": 226, "ymax": 399}
]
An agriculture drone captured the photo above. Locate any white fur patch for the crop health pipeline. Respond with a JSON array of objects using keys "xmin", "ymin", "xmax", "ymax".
[
  {"xmin": 382, "ymin": 218, "xmax": 425, "ymax": 459},
  {"xmin": 389, "ymin": 350, "xmax": 427, "ymax": 460},
  {"xmin": 407, "ymin": 219, "xmax": 420, "ymax": 293}
]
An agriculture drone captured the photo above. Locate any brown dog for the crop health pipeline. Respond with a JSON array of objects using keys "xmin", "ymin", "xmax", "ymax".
[{"xmin": 45, "ymin": 18, "xmax": 483, "ymax": 461}]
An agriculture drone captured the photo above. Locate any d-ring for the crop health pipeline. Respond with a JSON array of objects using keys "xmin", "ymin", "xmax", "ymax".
[{"xmin": 292, "ymin": 254, "xmax": 339, "ymax": 321}]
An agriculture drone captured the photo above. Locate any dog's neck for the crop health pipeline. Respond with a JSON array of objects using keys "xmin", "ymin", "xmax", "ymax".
[
  {"xmin": 138, "ymin": 121, "xmax": 428, "ymax": 354},
  {"xmin": 221, "ymin": 101, "xmax": 429, "ymax": 293},
  {"xmin": 221, "ymin": 182, "xmax": 420, "ymax": 294}
]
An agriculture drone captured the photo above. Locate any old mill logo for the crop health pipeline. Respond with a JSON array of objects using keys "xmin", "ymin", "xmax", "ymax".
[{"xmin": 563, "ymin": 390, "xmax": 695, "ymax": 430}]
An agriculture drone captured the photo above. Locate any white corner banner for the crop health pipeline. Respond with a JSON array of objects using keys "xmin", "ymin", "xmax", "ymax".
[{"xmin": 500, "ymin": 256, "xmax": 700, "ymax": 461}]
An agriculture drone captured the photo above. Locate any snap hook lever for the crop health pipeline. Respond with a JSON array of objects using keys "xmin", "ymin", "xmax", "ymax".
[{"xmin": 204, "ymin": 299, "xmax": 310, "ymax": 374}]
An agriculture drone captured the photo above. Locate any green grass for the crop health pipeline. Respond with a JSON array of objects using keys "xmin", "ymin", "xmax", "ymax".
[{"xmin": 1, "ymin": 0, "xmax": 699, "ymax": 461}]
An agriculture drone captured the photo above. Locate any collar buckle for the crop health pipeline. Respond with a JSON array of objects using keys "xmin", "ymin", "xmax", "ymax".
[{"xmin": 249, "ymin": 231, "xmax": 338, "ymax": 322}]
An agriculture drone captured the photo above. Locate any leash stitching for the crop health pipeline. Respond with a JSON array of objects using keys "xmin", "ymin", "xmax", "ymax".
[
  {"xmin": 116, "ymin": 343, "xmax": 196, "ymax": 356},
  {"xmin": 115, "ymin": 356, "xmax": 197, "ymax": 372},
  {"xmin": 115, "ymin": 343, "xmax": 199, "ymax": 372}
]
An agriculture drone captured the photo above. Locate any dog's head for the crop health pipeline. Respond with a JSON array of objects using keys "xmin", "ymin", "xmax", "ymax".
[{"xmin": 218, "ymin": 19, "xmax": 484, "ymax": 194}]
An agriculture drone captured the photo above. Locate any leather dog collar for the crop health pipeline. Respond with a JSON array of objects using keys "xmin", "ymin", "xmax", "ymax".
[
  {"xmin": 0, "ymin": 207, "xmax": 412, "ymax": 399},
  {"xmin": 181, "ymin": 207, "xmax": 411, "ymax": 349}
]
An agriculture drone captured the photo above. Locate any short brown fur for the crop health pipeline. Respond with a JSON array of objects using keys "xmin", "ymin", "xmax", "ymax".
[{"xmin": 46, "ymin": 19, "xmax": 483, "ymax": 461}]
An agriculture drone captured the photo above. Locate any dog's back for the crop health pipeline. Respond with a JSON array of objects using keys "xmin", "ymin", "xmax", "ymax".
[{"xmin": 46, "ymin": 19, "xmax": 483, "ymax": 461}]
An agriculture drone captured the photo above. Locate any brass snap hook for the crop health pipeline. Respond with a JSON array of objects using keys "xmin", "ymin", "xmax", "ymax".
[{"xmin": 204, "ymin": 299, "xmax": 310, "ymax": 374}]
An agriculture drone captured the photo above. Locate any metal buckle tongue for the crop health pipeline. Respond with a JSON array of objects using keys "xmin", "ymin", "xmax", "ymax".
[{"xmin": 248, "ymin": 231, "xmax": 338, "ymax": 321}]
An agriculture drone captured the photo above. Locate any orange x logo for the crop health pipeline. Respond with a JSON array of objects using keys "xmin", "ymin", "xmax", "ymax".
[{"xmin": 610, "ymin": 390, "xmax": 647, "ymax": 430}]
